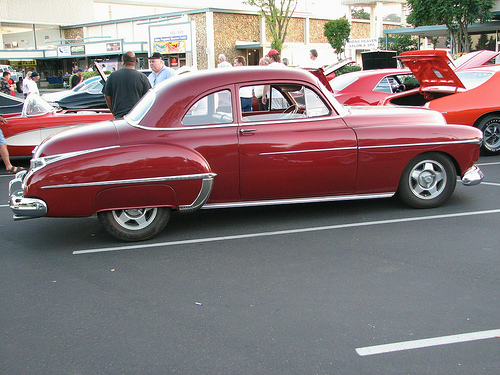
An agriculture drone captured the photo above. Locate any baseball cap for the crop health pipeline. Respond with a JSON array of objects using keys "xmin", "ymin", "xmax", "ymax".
[
  {"xmin": 31, "ymin": 71, "xmax": 39, "ymax": 78},
  {"xmin": 149, "ymin": 52, "xmax": 163, "ymax": 60},
  {"xmin": 266, "ymin": 49, "xmax": 279, "ymax": 57}
]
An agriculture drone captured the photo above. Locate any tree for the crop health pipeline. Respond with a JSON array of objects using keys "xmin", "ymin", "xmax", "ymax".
[
  {"xmin": 387, "ymin": 34, "xmax": 419, "ymax": 55},
  {"xmin": 351, "ymin": 7, "xmax": 370, "ymax": 20},
  {"xmin": 407, "ymin": 0, "xmax": 494, "ymax": 53},
  {"xmin": 245, "ymin": 0, "xmax": 298, "ymax": 52},
  {"xmin": 324, "ymin": 18, "xmax": 351, "ymax": 59}
]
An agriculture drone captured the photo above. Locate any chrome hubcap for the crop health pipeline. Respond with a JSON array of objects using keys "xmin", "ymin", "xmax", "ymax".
[
  {"xmin": 112, "ymin": 208, "xmax": 158, "ymax": 230},
  {"xmin": 484, "ymin": 120, "xmax": 500, "ymax": 151},
  {"xmin": 409, "ymin": 160, "xmax": 446, "ymax": 199}
]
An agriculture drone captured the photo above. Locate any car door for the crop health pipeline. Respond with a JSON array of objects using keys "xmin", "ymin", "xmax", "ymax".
[{"xmin": 237, "ymin": 82, "xmax": 358, "ymax": 200}]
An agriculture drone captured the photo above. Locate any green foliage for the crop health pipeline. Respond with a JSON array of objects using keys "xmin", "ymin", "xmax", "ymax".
[
  {"xmin": 388, "ymin": 34, "xmax": 419, "ymax": 55},
  {"xmin": 336, "ymin": 64, "xmax": 362, "ymax": 76},
  {"xmin": 475, "ymin": 33, "xmax": 496, "ymax": 50},
  {"xmin": 351, "ymin": 7, "xmax": 370, "ymax": 20},
  {"xmin": 47, "ymin": 83, "xmax": 63, "ymax": 89},
  {"xmin": 324, "ymin": 18, "xmax": 351, "ymax": 59},
  {"xmin": 82, "ymin": 71, "xmax": 99, "ymax": 80},
  {"xmin": 245, "ymin": 0, "xmax": 298, "ymax": 53},
  {"xmin": 406, "ymin": 0, "xmax": 494, "ymax": 53}
]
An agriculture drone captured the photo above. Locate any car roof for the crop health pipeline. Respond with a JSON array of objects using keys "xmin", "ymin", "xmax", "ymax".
[{"xmin": 141, "ymin": 67, "xmax": 326, "ymax": 127}]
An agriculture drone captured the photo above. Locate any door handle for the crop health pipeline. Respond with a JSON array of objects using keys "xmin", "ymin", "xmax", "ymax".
[{"xmin": 239, "ymin": 128, "xmax": 256, "ymax": 135}]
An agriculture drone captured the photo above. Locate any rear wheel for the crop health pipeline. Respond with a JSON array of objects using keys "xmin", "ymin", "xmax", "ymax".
[
  {"xmin": 477, "ymin": 115, "xmax": 500, "ymax": 155},
  {"xmin": 397, "ymin": 153, "xmax": 456, "ymax": 208},
  {"xmin": 98, "ymin": 207, "xmax": 170, "ymax": 241}
]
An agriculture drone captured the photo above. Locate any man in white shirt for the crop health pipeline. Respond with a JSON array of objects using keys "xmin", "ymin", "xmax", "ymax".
[
  {"xmin": 148, "ymin": 52, "xmax": 175, "ymax": 87},
  {"xmin": 25, "ymin": 71, "xmax": 40, "ymax": 96},
  {"xmin": 217, "ymin": 54, "xmax": 232, "ymax": 68}
]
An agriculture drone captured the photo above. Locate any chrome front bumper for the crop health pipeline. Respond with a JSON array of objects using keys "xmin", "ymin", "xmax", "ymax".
[
  {"xmin": 462, "ymin": 165, "xmax": 484, "ymax": 186},
  {"xmin": 8, "ymin": 170, "xmax": 47, "ymax": 220}
]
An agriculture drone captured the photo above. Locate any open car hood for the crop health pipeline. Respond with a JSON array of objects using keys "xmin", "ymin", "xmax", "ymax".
[
  {"xmin": 453, "ymin": 49, "xmax": 499, "ymax": 71},
  {"xmin": 304, "ymin": 58, "xmax": 354, "ymax": 93},
  {"xmin": 398, "ymin": 50, "xmax": 465, "ymax": 90}
]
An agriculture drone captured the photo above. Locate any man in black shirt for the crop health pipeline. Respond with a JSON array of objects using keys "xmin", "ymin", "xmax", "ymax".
[
  {"xmin": 70, "ymin": 68, "xmax": 83, "ymax": 88},
  {"xmin": 103, "ymin": 51, "xmax": 151, "ymax": 118}
]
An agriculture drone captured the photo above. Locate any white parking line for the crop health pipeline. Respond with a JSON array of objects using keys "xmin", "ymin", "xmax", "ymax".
[
  {"xmin": 481, "ymin": 182, "xmax": 500, "ymax": 187},
  {"xmin": 476, "ymin": 161, "xmax": 500, "ymax": 166},
  {"xmin": 356, "ymin": 329, "xmax": 500, "ymax": 356},
  {"xmin": 73, "ymin": 208, "xmax": 500, "ymax": 255}
]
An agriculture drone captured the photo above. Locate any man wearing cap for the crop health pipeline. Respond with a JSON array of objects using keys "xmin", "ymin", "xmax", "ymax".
[
  {"xmin": 266, "ymin": 49, "xmax": 286, "ymax": 67},
  {"xmin": 70, "ymin": 68, "xmax": 84, "ymax": 88},
  {"xmin": 148, "ymin": 52, "xmax": 175, "ymax": 87},
  {"xmin": 25, "ymin": 71, "xmax": 40, "ymax": 96},
  {"xmin": 103, "ymin": 51, "xmax": 151, "ymax": 119}
]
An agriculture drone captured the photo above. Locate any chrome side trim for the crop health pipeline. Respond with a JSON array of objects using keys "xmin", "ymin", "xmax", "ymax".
[
  {"xmin": 260, "ymin": 146, "xmax": 357, "ymax": 156},
  {"xmin": 131, "ymin": 123, "xmax": 237, "ymax": 131},
  {"xmin": 31, "ymin": 145, "xmax": 121, "ymax": 172},
  {"xmin": 42, "ymin": 172, "xmax": 217, "ymax": 189},
  {"xmin": 359, "ymin": 139, "xmax": 482, "ymax": 150},
  {"xmin": 202, "ymin": 192, "xmax": 394, "ymax": 210},
  {"xmin": 179, "ymin": 177, "xmax": 215, "ymax": 212}
]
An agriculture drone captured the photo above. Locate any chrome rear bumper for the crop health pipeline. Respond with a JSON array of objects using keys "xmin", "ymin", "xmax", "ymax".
[
  {"xmin": 461, "ymin": 165, "xmax": 484, "ymax": 186},
  {"xmin": 8, "ymin": 170, "xmax": 47, "ymax": 220}
]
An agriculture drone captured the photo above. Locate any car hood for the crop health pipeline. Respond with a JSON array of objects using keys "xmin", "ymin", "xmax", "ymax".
[
  {"xmin": 453, "ymin": 49, "xmax": 498, "ymax": 71},
  {"xmin": 398, "ymin": 50, "xmax": 465, "ymax": 90},
  {"xmin": 304, "ymin": 58, "xmax": 354, "ymax": 92}
]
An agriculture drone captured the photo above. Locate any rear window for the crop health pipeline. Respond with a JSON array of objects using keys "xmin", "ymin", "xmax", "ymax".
[
  {"xmin": 330, "ymin": 74, "xmax": 358, "ymax": 91},
  {"xmin": 456, "ymin": 71, "xmax": 494, "ymax": 89}
]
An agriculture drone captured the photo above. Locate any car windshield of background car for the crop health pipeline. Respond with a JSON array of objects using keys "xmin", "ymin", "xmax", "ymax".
[
  {"xmin": 329, "ymin": 74, "xmax": 359, "ymax": 91},
  {"xmin": 455, "ymin": 71, "xmax": 494, "ymax": 90},
  {"xmin": 22, "ymin": 95, "xmax": 56, "ymax": 117},
  {"xmin": 86, "ymin": 80, "xmax": 104, "ymax": 94}
]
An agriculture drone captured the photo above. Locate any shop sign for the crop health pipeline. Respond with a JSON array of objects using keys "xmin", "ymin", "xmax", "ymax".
[
  {"xmin": 150, "ymin": 22, "xmax": 192, "ymax": 54},
  {"xmin": 106, "ymin": 42, "xmax": 121, "ymax": 52},
  {"xmin": 9, "ymin": 60, "xmax": 36, "ymax": 66},
  {"xmin": 57, "ymin": 45, "xmax": 71, "ymax": 57},
  {"xmin": 71, "ymin": 45, "xmax": 86, "ymax": 55},
  {"xmin": 345, "ymin": 38, "xmax": 379, "ymax": 49}
]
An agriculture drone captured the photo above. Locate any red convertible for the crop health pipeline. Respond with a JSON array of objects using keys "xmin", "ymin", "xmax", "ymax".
[
  {"xmin": 1, "ymin": 94, "xmax": 113, "ymax": 157},
  {"xmin": 381, "ymin": 50, "xmax": 500, "ymax": 154},
  {"xmin": 9, "ymin": 67, "xmax": 483, "ymax": 241}
]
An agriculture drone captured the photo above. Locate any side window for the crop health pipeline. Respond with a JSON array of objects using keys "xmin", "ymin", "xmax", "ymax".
[
  {"xmin": 241, "ymin": 84, "xmax": 330, "ymax": 122},
  {"xmin": 182, "ymin": 90, "xmax": 233, "ymax": 126},
  {"xmin": 373, "ymin": 77, "xmax": 393, "ymax": 93},
  {"xmin": 303, "ymin": 87, "xmax": 330, "ymax": 117}
]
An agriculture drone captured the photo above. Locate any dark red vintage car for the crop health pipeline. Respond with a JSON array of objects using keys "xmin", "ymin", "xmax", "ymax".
[{"xmin": 9, "ymin": 67, "xmax": 484, "ymax": 241}]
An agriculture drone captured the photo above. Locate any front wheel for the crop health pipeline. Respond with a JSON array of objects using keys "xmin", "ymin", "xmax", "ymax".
[
  {"xmin": 98, "ymin": 207, "xmax": 171, "ymax": 241},
  {"xmin": 397, "ymin": 153, "xmax": 456, "ymax": 208},
  {"xmin": 477, "ymin": 115, "xmax": 500, "ymax": 155}
]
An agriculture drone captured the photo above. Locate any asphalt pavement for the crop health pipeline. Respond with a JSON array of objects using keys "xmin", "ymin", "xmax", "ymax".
[{"xmin": 1, "ymin": 155, "xmax": 499, "ymax": 374}]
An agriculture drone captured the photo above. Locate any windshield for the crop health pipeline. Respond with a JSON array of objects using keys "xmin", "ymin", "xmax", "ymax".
[
  {"xmin": 22, "ymin": 94, "xmax": 56, "ymax": 117},
  {"xmin": 329, "ymin": 74, "xmax": 359, "ymax": 91},
  {"xmin": 455, "ymin": 71, "xmax": 494, "ymax": 89}
]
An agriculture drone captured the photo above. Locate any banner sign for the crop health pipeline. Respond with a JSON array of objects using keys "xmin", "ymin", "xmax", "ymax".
[{"xmin": 150, "ymin": 22, "xmax": 192, "ymax": 54}]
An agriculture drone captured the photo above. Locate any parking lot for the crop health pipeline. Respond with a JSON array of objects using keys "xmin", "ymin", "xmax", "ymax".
[{"xmin": 1, "ymin": 155, "xmax": 499, "ymax": 374}]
